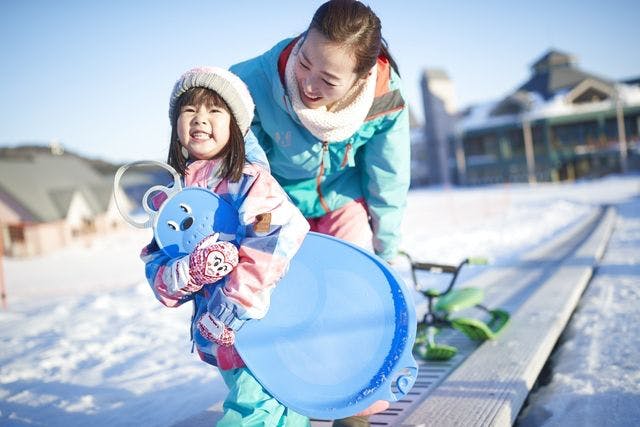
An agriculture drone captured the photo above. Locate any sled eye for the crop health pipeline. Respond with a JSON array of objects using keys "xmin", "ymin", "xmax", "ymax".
[
  {"xmin": 167, "ymin": 220, "xmax": 179, "ymax": 230},
  {"xmin": 180, "ymin": 203, "xmax": 192, "ymax": 214}
]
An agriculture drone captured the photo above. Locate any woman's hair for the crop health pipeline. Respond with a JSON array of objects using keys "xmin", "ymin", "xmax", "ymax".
[
  {"xmin": 309, "ymin": 0, "xmax": 400, "ymax": 77},
  {"xmin": 167, "ymin": 87, "xmax": 245, "ymax": 182}
]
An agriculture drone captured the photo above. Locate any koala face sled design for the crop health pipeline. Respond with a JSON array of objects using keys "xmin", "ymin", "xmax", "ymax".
[
  {"xmin": 113, "ymin": 161, "xmax": 239, "ymax": 258},
  {"xmin": 153, "ymin": 186, "xmax": 238, "ymax": 258}
]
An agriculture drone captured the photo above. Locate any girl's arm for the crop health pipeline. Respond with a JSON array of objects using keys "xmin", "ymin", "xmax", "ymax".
[
  {"xmin": 208, "ymin": 166, "xmax": 309, "ymax": 331},
  {"xmin": 361, "ymin": 104, "xmax": 411, "ymax": 262}
]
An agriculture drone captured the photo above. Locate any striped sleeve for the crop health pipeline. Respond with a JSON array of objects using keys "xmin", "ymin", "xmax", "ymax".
[{"xmin": 209, "ymin": 165, "xmax": 309, "ymax": 329}]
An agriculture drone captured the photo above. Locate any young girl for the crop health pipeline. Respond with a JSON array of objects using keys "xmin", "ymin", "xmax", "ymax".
[
  {"xmin": 140, "ymin": 67, "xmax": 310, "ymax": 426},
  {"xmin": 231, "ymin": 2, "xmax": 409, "ymax": 423}
]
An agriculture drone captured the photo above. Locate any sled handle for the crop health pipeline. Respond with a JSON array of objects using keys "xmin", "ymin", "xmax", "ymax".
[
  {"xmin": 113, "ymin": 160, "xmax": 183, "ymax": 229},
  {"xmin": 398, "ymin": 251, "xmax": 489, "ymax": 295},
  {"xmin": 387, "ymin": 352, "xmax": 419, "ymax": 401}
]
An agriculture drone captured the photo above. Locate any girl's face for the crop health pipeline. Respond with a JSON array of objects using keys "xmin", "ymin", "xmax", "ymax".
[
  {"xmin": 177, "ymin": 102, "xmax": 231, "ymax": 160},
  {"xmin": 295, "ymin": 29, "xmax": 363, "ymax": 109}
]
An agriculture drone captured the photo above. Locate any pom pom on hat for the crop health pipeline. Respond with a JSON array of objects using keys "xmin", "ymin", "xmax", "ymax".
[{"xmin": 169, "ymin": 67, "xmax": 254, "ymax": 135}]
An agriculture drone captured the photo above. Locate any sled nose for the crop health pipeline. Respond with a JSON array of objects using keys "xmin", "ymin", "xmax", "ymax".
[{"xmin": 181, "ymin": 217, "xmax": 194, "ymax": 230}]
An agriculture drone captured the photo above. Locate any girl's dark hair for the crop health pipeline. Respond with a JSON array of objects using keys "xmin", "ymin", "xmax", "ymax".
[
  {"xmin": 309, "ymin": 0, "xmax": 400, "ymax": 77},
  {"xmin": 167, "ymin": 87, "xmax": 245, "ymax": 182}
]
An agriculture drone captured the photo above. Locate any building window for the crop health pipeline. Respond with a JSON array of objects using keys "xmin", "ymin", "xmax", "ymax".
[
  {"xmin": 82, "ymin": 218, "xmax": 96, "ymax": 233},
  {"xmin": 8, "ymin": 225, "xmax": 25, "ymax": 243}
]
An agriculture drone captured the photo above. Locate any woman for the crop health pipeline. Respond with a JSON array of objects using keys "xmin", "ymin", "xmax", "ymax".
[
  {"xmin": 233, "ymin": 2, "xmax": 410, "ymax": 423},
  {"xmin": 231, "ymin": 0, "xmax": 410, "ymax": 267}
]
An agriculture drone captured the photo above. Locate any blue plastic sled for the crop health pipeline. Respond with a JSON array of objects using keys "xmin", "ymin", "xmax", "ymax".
[
  {"xmin": 236, "ymin": 232, "xmax": 418, "ymax": 420},
  {"xmin": 114, "ymin": 161, "xmax": 418, "ymax": 420}
]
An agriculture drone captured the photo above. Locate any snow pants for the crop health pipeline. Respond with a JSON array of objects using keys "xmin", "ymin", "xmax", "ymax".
[
  {"xmin": 306, "ymin": 198, "xmax": 374, "ymax": 252},
  {"xmin": 217, "ymin": 367, "xmax": 310, "ymax": 427}
]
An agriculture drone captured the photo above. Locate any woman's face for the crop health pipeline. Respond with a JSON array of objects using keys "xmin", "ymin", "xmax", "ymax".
[
  {"xmin": 177, "ymin": 102, "xmax": 231, "ymax": 160},
  {"xmin": 294, "ymin": 29, "xmax": 362, "ymax": 109}
]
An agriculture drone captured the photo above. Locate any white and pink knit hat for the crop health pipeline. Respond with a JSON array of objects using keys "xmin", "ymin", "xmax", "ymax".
[{"xmin": 169, "ymin": 66, "xmax": 254, "ymax": 135}]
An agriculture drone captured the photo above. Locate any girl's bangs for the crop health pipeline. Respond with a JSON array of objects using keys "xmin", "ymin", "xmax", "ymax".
[{"xmin": 180, "ymin": 87, "xmax": 228, "ymax": 110}]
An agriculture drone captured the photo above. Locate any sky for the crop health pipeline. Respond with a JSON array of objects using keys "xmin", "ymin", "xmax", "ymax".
[{"xmin": 1, "ymin": 0, "xmax": 639, "ymax": 163}]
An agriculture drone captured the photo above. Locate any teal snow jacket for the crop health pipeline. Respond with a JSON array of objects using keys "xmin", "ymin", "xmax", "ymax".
[{"xmin": 231, "ymin": 37, "xmax": 410, "ymax": 261}]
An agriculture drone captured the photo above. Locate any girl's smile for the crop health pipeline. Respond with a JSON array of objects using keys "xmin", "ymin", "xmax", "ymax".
[
  {"xmin": 190, "ymin": 130, "xmax": 213, "ymax": 141},
  {"xmin": 177, "ymin": 103, "xmax": 231, "ymax": 160}
]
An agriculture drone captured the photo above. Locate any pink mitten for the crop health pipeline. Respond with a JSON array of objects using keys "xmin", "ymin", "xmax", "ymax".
[
  {"xmin": 189, "ymin": 234, "xmax": 239, "ymax": 288},
  {"xmin": 197, "ymin": 313, "xmax": 235, "ymax": 347}
]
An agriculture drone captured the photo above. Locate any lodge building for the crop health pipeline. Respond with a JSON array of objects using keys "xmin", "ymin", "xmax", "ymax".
[
  {"xmin": 417, "ymin": 49, "xmax": 640, "ymax": 186},
  {"xmin": 0, "ymin": 146, "xmax": 123, "ymax": 257}
]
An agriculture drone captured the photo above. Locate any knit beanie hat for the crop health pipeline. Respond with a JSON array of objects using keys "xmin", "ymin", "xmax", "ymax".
[{"xmin": 169, "ymin": 66, "xmax": 254, "ymax": 135}]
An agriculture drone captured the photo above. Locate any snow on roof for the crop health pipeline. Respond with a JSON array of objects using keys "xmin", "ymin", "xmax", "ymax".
[
  {"xmin": 458, "ymin": 49, "xmax": 640, "ymax": 132},
  {"xmin": 460, "ymin": 81, "xmax": 640, "ymax": 132}
]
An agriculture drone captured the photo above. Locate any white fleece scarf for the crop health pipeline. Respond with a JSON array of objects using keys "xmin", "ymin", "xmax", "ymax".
[{"xmin": 285, "ymin": 39, "xmax": 377, "ymax": 142}]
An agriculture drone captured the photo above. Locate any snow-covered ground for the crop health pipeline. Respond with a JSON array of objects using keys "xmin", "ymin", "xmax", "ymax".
[
  {"xmin": 517, "ymin": 191, "xmax": 640, "ymax": 427},
  {"xmin": 1, "ymin": 175, "xmax": 639, "ymax": 426}
]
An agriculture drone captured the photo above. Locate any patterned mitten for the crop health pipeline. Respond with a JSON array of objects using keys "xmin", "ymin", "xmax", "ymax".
[
  {"xmin": 197, "ymin": 313, "xmax": 235, "ymax": 347},
  {"xmin": 189, "ymin": 234, "xmax": 239, "ymax": 288}
]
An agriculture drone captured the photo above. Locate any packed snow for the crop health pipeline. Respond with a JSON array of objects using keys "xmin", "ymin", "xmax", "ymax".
[
  {"xmin": 1, "ymin": 175, "xmax": 639, "ymax": 426},
  {"xmin": 516, "ymin": 190, "xmax": 640, "ymax": 426}
]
